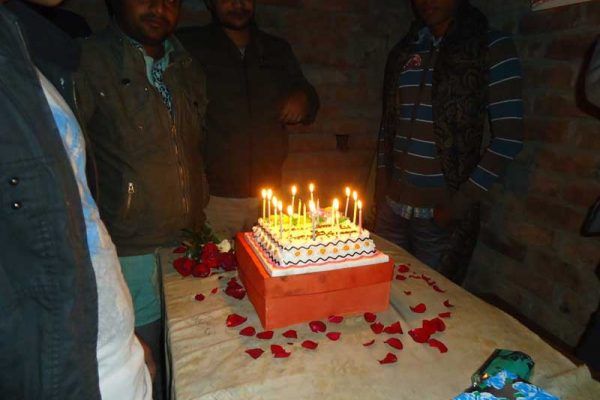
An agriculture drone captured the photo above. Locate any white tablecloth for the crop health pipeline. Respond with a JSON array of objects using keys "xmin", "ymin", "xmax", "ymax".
[{"xmin": 159, "ymin": 236, "xmax": 599, "ymax": 400}]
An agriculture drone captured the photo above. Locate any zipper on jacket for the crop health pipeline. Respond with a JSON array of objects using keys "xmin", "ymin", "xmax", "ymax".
[{"xmin": 125, "ymin": 182, "xmax": 135, "ymax": 217}]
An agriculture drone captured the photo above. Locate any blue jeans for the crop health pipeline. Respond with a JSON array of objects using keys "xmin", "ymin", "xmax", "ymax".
[{"xmin": 375, "ymin": 200, "xmax": 451, "ymax": 270}]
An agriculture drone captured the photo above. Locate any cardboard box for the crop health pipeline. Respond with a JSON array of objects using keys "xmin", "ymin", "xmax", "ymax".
[{"xmin": 235, "ymin": 233, "xmax": 394, "ymax": 329}]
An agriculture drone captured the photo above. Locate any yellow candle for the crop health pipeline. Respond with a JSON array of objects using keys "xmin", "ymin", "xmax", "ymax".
[
  {"xmin": 272, "ymin": 195, "xmax": 278, "ymax": 226},
  {"xmin": 309, "ymin": 200, "xmax": 316, "ymax": 241},
  {"xmin": 297, "ymin": 198, "xmax": 302, "ymax": 217},
  {"xmin": 344, "ymin": 187, "xmax": 351, "ymax": 217},
  {"xmin": 287, "ymin": 205, "xmax": 294, "ymax": 234},
  {"xmin": 352, "ymin": 191, "xmax": 358, "ymax": 225},
  {"xmin": 358, "ymin": 200, "xmax": 363, "ymax": 233},
  {"xmin": 309, "ymin": 183, "xmax": 315, "ymax": 202},
  {"xmin": 303, "ymin": 203, "xmax": 307, "ymax": 227},
  {"xmin": 332, "ymin": 198, "xmax": 339, "ymax": 230},
  {"xmin": 261, "ymin": 189, "xmax": 267, "ymax": 220},
  {"xmin": 278, "ymin": 201, "xmax": 284, "ymax": 237},
  {"xmin": 267, "ymin": 189, "xmax": 273, "ymax": 220},
  {"xmin": 291, "ymin": 185, "xmax": 297, "ymax": 212}
]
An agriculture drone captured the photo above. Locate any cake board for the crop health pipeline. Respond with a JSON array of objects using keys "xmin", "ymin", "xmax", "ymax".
[{"xmin": 235, "ymin": 233, "xmax": 394, "ymax": 329}]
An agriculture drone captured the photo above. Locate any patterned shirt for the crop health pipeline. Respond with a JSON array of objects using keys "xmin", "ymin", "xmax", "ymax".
[{"xmin": 378, "ymin": 28, "xmax": 524, "ymax": 216}]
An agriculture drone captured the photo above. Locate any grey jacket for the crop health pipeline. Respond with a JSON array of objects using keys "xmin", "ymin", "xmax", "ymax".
[{"xmin": 76, "ymin": 25, "xmax": 209, "ymax": 256}]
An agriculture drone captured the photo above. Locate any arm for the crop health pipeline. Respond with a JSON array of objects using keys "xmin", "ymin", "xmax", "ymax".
[
  {"xmin": 279, "ymin": 42, "xmax": 320, "ymax": 125},
  {"xmin": 437, "ymin": 34, "xmax": 524, "ymax": 224},
  {"xmin": 586, "ymin": 38, "xmax": 600, "ymax": 108}
]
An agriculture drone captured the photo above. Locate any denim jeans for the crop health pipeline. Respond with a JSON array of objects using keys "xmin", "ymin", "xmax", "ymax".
[{"xmin": 375, "ymin": 200, "xmax": 452, "ymax": 270}]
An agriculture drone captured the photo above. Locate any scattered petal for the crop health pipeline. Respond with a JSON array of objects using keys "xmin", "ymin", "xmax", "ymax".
[
  {"xmin": 301, "ymin": 340, "xmax": 319, "ymax": 350},
  {"xmin": 173, "ymin": 246, "xmax": 187, "ymax": 254},
  {"xmin": 432, "ymin": 317, "xmax": 446, "ymax": 332},
  {"xmin": 363, "ymin": 339, "xmax": 375, "ymax": 347},
  {"xmin": 397, "ymin": 264, "xmax": 410, "ymax": 273},
  {"xmin": 378, "ymin": 352, "xmax": 398, "ymax": 364},
  {"xmin": 438, "ymin": 312, "xmax": 452, "ymax": 319},
  {"xmin": 427, "ymin": 338, "xmax": 448, "ymax": 353},
  {"xmin": 328, "ymin": 315, "xmax": 344, "ymax": 324},
  {"xmin": 370, "ymin": 322, "xmax": 384, "ymax": 334},
  {"xmin": 282, "ymin": 329, "xmax": 298, "ymax": 339},
  {"xmin": 410, "ymin": 303, "xmax": 427, "ymax": 313},
  {"xmin": 309, "ymin": 320, "xmax": 327, "ymax": 333},
  {"xmin": 211, "ymin": 287, "xmax": 218, "ymax": 294},
  {"xmin": 443, "ymin": 299, "xmax": 454, "ymax": 308},
  {"xmin": 384, "ymin": 338, "xmax": 403, "ymax": 350},
  {"xmin": 364, "ymin": 312, "xmax": 377, "ymax": 323},
  {"xmin": 326, "ymin": 332, "xmax": 341, "ymax": 341},
  {"xmin": 194, "ymin": 294, "xmax": 205, "ymax": 302},
  {"xmin": 226, "ymin": 313, "xmax": 247, "ymax": 328},
  {"xmin": 257, "ymin": 331, "xmax": 274, "ymax": 340},
  {"xmin": 403, "ymin": 291, "xmax": 412, "ymax": 296},
  {"xmin": 239, "ymin": 326, "xmax": 256, "ymax": 337},
  {"xmin": 408, "ymin": 328, "xmax": 430, "ymax": 343},
  {"xmin": 383, "ymin": 321, "xmax": 403, "ymax": 334},
  {"xmin": 432, "ymin": 285, "xmax": 446, "ymax": 293},
  {"xmin": 245, "ymin": 348, "xmax": 264, "ymax": 359},
  {"xmin": 270, "ymin": 344, "xmax": 291, "ymax": 358},
  {"xmin": 395, "ymin": 275, "xmax": 407, "ymax": 281}
]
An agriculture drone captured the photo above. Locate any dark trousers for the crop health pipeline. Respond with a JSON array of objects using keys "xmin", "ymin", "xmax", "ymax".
[
  {"xmin": 136, "ymin": 319, "xmax": 165, "ymax": 400},
  {"xmin": 375, "ymin": 200, "xmax": 451, "ymax": 270}
]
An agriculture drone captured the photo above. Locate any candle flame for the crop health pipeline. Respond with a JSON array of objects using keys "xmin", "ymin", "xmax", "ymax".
[
  {"xmin": 309, "ymin": 183, "xmax": 314, "ymax": 193},
  {"xmin": 333, "ymin": 198, "xmax": 339, "ymax": 210},
  {"xmin": 278, "ymin": 201, "xmax": 283, "ymax": 211},
  {"xmin": 292, "ymin": 185, "xmax": 297, "ymax": 195},
  {"xmin": 353, "ymin": 191, "xmax": 358, "ymax": 201},
  {"xmin": 272, "ymin": 196, "xmax": 278, "ymax": 206},
  {"xmin": 309, "ymin": 200, "xmax": 316, "ymax": 213},
  {"xmin": 358, "ymin": 200, "xmax": 363, "ymax": 209},
  {"xmin": 287, "ymin": 205, "xmax": 293, "ymax": 216},
  {"xmin": 267, "ymin": 189, "xmax": 273, "ymax": 199},
  {"xmin": 261, "ymin": 189, "xmax": 267, "ymax": 199},
  {"xmin": 345, "ymin": 187, "xmax": 351, "ymax": 197}
]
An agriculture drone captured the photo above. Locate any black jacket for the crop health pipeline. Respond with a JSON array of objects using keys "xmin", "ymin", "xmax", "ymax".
[
  {"xmin": 178, "ymin": 23, "xmax": 319, "ymax": 198},
  {"xmin": 0, "ymin": 3, "xmax": 100, "ymax": 400}
]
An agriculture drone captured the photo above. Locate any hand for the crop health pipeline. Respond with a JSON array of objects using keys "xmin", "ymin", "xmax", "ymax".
[
  {"xmin": 137, "ymin": 335, "xmax": 157, "ymax": 382},
  {"xmin": 279, "ymin": 90, "xmax": 310, "ymax": 125}
]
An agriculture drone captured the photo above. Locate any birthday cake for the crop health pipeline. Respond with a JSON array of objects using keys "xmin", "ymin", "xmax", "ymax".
[{"xmin": 246, "ymin": 187, "xmax": 389, "ymax": 277}]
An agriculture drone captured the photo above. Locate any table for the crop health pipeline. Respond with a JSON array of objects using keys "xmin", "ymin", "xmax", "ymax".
[{"xmin": 159, "ymin": 236, "xmax": 600, "ymax": 400}]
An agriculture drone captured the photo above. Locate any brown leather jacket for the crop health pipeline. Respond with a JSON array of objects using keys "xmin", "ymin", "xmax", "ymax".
[
  {"xmin": 177, "ymin": 23, "xmax": 319, "ymax": 198},
  {"xmin": 76, "ymin": 24, "xmax": 209, "ymax": 256}
]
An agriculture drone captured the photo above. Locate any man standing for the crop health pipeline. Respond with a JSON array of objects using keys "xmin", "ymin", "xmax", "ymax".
[
  {"xmin": 178, "ymin": 0, "xmax": 319, "ymax": 239},
  {"xmin": 375, "ymin": 0, "xmax": 523, "ymax": 283},
  {"xmin": 77, "ymin": 0, "xmax": 209, "ymax": 398},
  {"xmin": 1, "ymin": 0, "xmax": 150, "ymax": 399}
]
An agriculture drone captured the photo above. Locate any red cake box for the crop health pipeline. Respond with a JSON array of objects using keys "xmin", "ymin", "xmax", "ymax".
[{"xmin": 235, "ymin": 232, "xmax": 394, "ymax": 329}]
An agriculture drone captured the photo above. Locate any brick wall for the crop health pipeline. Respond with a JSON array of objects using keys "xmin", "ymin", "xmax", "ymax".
[
  {"xmin": 464, "ymin": 0, "xmax": 600, "ymax": 347},
  {"xmin": 61, "ymin": 0, "xmax": 600, "ymax": 347}
]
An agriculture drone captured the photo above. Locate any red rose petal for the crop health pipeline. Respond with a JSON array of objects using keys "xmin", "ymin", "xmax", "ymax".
[
  {"xmin": 364, "ymin": 312, "xmax": 377, "ymax": 323},
  {"xmin": 173, "ymin": 246, "xmax": 187, "ymax": 254},
  {"xmin": 211, "ymin": 287, "xmax": 218, "ymax": 294},
  {"xmin": 396, "ymin": 275, "xmax": 407, "ymax": 281},
  {"xmin": 245, "ymin": 348, "xmax": 264, "ymax": 359},
  {"xmin": 328, "ymin": 315, "xmax": 344, "ymax": 324},
  {"xmin": 428, "ymin": 338, "xmax": 448, "ymax": 353},
  {"xmin": 226, "ymin": 313, "xmax": 247, "ymax": 328},
  {"xmin": 301, "ymin": 340, "xmax": 319, "ymax": 350},
  {"xmin": 443, "ymin": 299, "xmax": 454, "ymax": 308},
  {"xmin": 192, "ymin": 263, "xmax": 211, "ymax": 278},
  {"xmin": 408, "ymin": 328, "xmax": 431, "ymax": 343},
  {"xmin": 397, "ymin": 264, "xmax": 410, "ymax": 273},
  {"xmin": 421, "ymin": 274, "xmax": 432, "ymax": 282},
  {"xmin": 256, "ymin": 331, "xmax": 274, "ymax": 340},
  {"xmin": 410, "ymin": 303, "xmax": 427, "ymax": 313},
  {"xmin": 326, "ymin": 332, "xmax": 341, "ymax": 341},
  {"xmin": 363, "ymin": 339, "xmax": 375, "ymax": 347},
  {"xmin": 432, "ymin": 317, "xmax": 446, "ymax": 332},
  {"xmin": 383, "ymin": 321, "xmax": 403, "ymax": 334},
  {"xmin": 384, "ymin": 338, "xmax": 403, "ymax": 350},
  {"xmin": 370, "ymin": 322, "xmax": 384, "ymax": 334},
  {"xmin": 403, "ymin": 291, "xmax": 412, "ymax": 296},
  {"xmin": 282, "ymin": 329, "xmax": 298, "ymax": 339},
  {"xmin": 433, "ymin": 285, "xmax": 446, "ymax": 293},
  {"xmin": 194, "ymin": 293, "xmax": 205, "ymax": 302},
  {"xmin": 309, "ymin": 320, "xmax": 327, "ymax": 333},
  {"xmin": 270, "ymin": 345, "xmax": 291, "ymax": 358},
  {"xmin": 378, "ymin": 352, "xmax": 398, "ymax": 364},
  {"xmin": 239, "ymin": 326, "xmax": 256, "ymax": 337},
  {"xmin": 439, "ymin": 312, "xmax": 452, "ymax": 319}
]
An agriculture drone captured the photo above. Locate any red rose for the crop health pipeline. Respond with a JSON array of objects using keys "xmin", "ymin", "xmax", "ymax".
[
  {"xmin": 173, "ymin": 257, "xmax": 194, "ymax": 277},
  {"xmin": 201, "ymin": 243, "xmax": 219, "ymax": 261},
  {"xmin": 192, "ymin": 263, "xmax": 211, "ymax": 278},
  {"xmin": 218, "ymin": 251, "xmax": 237, "ymax": 271}
]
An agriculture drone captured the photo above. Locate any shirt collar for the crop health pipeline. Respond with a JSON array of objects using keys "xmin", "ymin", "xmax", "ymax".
[{"xmin": 417, "ymin": 26, "xmax": 444, "ymax": 48}]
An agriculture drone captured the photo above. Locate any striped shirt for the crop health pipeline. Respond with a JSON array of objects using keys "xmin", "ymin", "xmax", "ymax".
[{"xmin": 378, "ymin": 28, "xmax": 523, "ymax": 211}]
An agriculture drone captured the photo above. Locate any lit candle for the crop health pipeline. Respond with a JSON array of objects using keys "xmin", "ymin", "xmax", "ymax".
[
  {"xmin": 267, "ymin": 189, "xmax": 273, "ymax": 220},
  {"xmin": 309, "ymin": 183, "xmax": 315, "ymax": 202},
  {"xmin": 303, "ymin": 203, "xmax": 307, "ymax": 227},
  {"xmin": 358, "ymin": 200, "xmax": 363, "ymax": 233},
  {"xmin": 309, "ymin": 200, "xmax": 316, "ymax": 241},
  {"xmin": 344, "ymin": 187, "xmax": 351, "ymax": 217},
  {"xmin": 272, "ymin": 195, "xmax": 278, "ymax": 227},
  {"xmin": 291, "ymin": 185, "xmax": 297, "ymax": 212},
  {"xmin": 352, "ymin": 191, "xmax": 358, "ymax": 225},
  {"xmin": 287, "ymin": 205, "xmax": 294, "ymax": 235},
  {"xmin": 261, "ymin": 189, "xmax": 267, "ymax": 220},
  {"xmin": 332, "ymin": 198, "xmax": 339, "ymax": 228},
  {"xmin": 297, "ymin": 198, "xmax": 302, "ymax": 218},
  {"xmin": 278, "ymin": 201, "xmax": 284, "ymax": 237}
]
